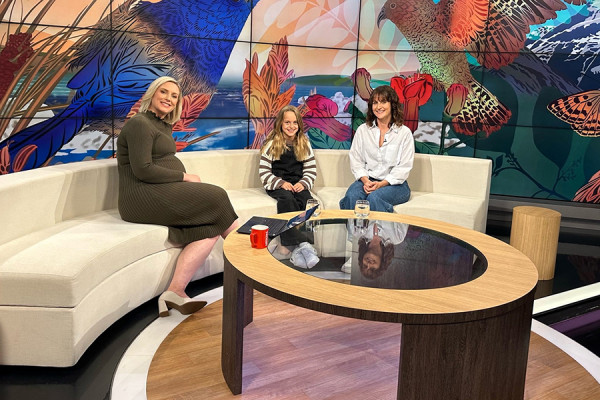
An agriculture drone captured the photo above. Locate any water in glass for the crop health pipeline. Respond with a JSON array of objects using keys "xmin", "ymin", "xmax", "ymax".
[{"xmin": 354, "ymin": 200, "xmax": 370, "ymax": 218}]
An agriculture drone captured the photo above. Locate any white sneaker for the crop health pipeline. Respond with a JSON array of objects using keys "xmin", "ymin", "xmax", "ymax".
[
  {"xmin": 290, "ymin": 247, "xmax": 307, "ymax": 268},
  {"xmin": 301, "ymin": 248, "xmax": 319, "ymax": 268},
  {"xmin": 298, "ymin": 242, "xmax": 317, "ymax": 255},
  {"xmin": 341, "ymin": 258, "xmax": 351, "ymax": 274},
  {"xmin": 290, "ymin": 242, "xmax": 320, "ymax": 269},
  {"xmin": 298, "ymin": 242, "xmax": 319, "ymax": 268}
]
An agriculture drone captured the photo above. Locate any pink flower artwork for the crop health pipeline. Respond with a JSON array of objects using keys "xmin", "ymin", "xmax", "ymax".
[
  {"xmin": 303, "ymin": 94, "xmax": 351, "ymax": 142},
  {"xmin": 391, "ymin": 73, "xmax": 433, "ymax": 132}
]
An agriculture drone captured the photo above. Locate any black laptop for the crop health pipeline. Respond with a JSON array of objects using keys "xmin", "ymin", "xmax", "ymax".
[{"xmin": 237, "ymin": 205, "xmax": 318, "ymax": 238}]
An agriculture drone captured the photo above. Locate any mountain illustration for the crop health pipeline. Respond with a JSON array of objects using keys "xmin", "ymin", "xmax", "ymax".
[{"xmin": 527, "ymin": 6, "xmax": 600, "ymax": 92}]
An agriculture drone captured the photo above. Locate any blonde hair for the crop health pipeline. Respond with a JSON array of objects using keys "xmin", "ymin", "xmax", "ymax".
[
  {"xmin": 261, "ymin": 105, "xmax": 311, "ymax": 160},
  {"xmin": 138, "ymin": 76, "xmax": 183, "ymax": 125}
]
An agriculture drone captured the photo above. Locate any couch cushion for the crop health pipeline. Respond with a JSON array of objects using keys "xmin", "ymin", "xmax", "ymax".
[
  {"xmin": 314, "ymin": 188, "xmax": 484, "ymax": 231},
  {"xmin": 394, "ymin": 192, "xmax": 484, "ymax": 231},
  {"xmin": 226, "ymin": 188, "xmax": 278, "ymax": 223},
  {"xmin": 312, "ymin": 187, "xmax": 346, "ymax": 210},
  {"xmin": 0, "ymin": 159, "xmax": 119, "ymax": 247},
  {"xmin": 0, "ymin": 210, "xmax": 175, "ymax": 308},
  {"xmin": 177, "ymin": 150, "xmax": 263, "ymax": 190},
  {"xmin": 0, "ymin": 188, "xmax": 280, "ymax": 309}
]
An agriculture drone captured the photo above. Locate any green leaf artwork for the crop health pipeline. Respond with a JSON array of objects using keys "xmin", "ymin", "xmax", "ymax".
[{"xmin": 307, "ymin": 127, "xmax": 351, "ymax": 150}]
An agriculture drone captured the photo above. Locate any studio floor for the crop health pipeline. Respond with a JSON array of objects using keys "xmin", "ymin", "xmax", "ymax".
[{"xmin": 1, "ymin": 238, "xmax": 599, "ymax": 400}]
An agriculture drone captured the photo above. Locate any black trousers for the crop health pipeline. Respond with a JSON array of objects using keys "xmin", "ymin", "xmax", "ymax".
[
  {"xmin": 266, "ymin": 188, "xmax": 313, "ymax": 214},
  {"xmin": 266, "ymin": 188, "xmax": 313, "ymax": 245}
]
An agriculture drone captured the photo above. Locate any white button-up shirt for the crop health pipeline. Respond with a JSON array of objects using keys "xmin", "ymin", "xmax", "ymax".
[
  {"xmin": 349, "ymin": 123, "xmax": 415, "ymax": 185},
  {"xmin": 361, "ymin": 220, "xmax": 408, "ymax": 244}
]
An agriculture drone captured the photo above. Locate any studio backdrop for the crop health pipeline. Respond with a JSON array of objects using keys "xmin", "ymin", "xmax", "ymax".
[{"xmin": 0, "ymin": 0, "xmax": 598, "ymax": 204}]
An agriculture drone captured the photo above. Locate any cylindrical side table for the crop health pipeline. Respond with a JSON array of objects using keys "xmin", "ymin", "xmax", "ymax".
[{"xmin": 510, "ymin": 206, "xmax": 561, "ymax": 280}]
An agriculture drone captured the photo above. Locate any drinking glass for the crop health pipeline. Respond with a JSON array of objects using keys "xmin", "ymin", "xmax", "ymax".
[
  {"xmin": 354, "ymin": 200, "xmax": 370, "ymax": 218},
  {"xmin": 306, "ymin": 199, "xmax": 321, "ymax": 217}
]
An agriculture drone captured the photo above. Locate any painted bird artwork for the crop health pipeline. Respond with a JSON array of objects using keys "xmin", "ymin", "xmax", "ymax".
[
  {"xmin": 377, "ymin": 0, "xmax": 588, "ymax": 136},
  {"xmin": 0, "ymin": 0, "xmax": 260, "ymax": 171}
]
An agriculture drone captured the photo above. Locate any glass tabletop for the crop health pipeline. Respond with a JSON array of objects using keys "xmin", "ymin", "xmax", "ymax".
[{"xmin": 267, "ymin": 217, "xmax": 487, "ymax": 290}]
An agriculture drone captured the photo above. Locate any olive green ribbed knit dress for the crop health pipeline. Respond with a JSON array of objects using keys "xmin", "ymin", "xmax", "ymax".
[{"xmin": 116, "ymin": 111, "xmax": 238, "ymax": 245}]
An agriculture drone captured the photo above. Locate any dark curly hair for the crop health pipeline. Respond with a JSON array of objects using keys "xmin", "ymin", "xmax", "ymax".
[
  {"xmin": 357, "ymin": 236, "xmax": 395, "ymax": 279},
  {"xmin": 365, "ymin": 85, "xmax": 404, "ymax": 128}
]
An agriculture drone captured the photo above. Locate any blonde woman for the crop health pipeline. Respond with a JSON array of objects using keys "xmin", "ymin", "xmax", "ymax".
[{"xmin": 117, "ymin": 76, "xmax": 238, "ymax": 317}]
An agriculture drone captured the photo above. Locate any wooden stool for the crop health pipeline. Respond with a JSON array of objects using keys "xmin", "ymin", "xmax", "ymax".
[{"xmin": 510, "ymin": 206, "xmax": 561, "ymax": 280}]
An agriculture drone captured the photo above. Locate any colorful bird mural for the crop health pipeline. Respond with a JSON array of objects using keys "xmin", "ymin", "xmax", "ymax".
[
  {"xmin": 377, "ymin": 0, "xmax": 587, "ymax": 136},
  {"xmin": 0, "ymin": 0, "xmax": 260, "ymax": 171}
]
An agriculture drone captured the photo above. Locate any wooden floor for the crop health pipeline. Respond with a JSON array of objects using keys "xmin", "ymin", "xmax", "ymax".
[{"xmin": 147, "ymin": 291, "xmax": 600, "ymax": 400}]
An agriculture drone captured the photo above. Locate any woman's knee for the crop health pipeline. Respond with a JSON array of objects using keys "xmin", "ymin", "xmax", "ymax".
[
  {"xmin": 187, "ymin": 235, "xmax": 219, "ymax": 250},
  {"xmin": 340, "ymin": 192, "xmax": 359, "ymax": 209},
  {"xmin": 397, "ymin": 184, "xmax": 411, "ymax": 204},
  {"xmin": 204, "ymin": 235, "xmax": 220, "ymax": 245},
  {"xmin": 340, "ymin": 181, "xmax": 365, "ymax": 209},
  {"xmin": 367, "ymin": 192, "xmax": 393, "ymax": 213},
  {"xmin": 339, "ymin": 196, "xmax": 351, "ymax": 210}
]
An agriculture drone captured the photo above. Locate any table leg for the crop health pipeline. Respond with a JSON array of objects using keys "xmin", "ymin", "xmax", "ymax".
[
  {"xmin": 221, "ymin": 257, "xmax": 253, "ymax": 395},
  {"xmin": 397, "ymin": 292, "xmax": 535, "ymax": 400}
]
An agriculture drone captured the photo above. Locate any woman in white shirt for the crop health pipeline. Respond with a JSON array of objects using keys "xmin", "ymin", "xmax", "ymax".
[{"xmin": 339, "ymin": 85, "xmax": 414, "ymax": 212}]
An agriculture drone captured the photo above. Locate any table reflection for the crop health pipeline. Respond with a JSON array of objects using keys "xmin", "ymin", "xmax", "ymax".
[
  {"xmin": 268, "ymin": 218, "xmax": 486, "ymax": 290},
  {"xmin": 348, "ymin": 219, "xmax": 408, "ymax": 279}
]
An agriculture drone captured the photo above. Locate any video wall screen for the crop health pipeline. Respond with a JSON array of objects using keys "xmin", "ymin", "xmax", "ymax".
[{"xmin": 0, "ymin": 0, "xmax": 598, "ymax": 204}]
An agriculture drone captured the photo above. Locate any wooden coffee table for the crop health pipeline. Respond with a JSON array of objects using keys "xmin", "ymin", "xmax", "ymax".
[{"xmin": 221, "ymin": 210, "xmax": 538, "ymax": 400}]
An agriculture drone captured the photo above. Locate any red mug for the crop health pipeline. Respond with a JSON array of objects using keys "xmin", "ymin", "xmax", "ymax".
[{"xmin": 250, "ymin": 224, "xmax": 269, "ymax": 249}]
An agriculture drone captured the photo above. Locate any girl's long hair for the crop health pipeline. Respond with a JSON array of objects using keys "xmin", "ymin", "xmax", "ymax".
[
  {"xmin": 138, "ymin": 76, "xmax": 183, "ymax": 125},
  {"xmin": 261, "ymin": 105, "xmax": 310, "ymax": 160},
  {"xmin": 365, "ymin": 85, "xmax": 404, "ymax": 129}
]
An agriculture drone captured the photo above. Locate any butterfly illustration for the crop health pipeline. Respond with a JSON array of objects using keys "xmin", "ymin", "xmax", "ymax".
[
  {"xmin": 547, "ymin": 90, "xmax": 600, "ymax": 137},
  {"xmin": 573, "ymin": 170, "xmax": 600, "ymax": 204}
]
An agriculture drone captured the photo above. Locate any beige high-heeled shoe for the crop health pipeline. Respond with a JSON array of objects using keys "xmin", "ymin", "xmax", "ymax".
[{"xmin": 158, "ymin": 291, "xmax": 207, "ymax": 317}]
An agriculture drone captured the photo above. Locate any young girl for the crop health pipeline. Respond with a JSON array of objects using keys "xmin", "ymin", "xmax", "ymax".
[{"xmin": 259, "ymin": 105, "xmax": 317, "ymax": 214}]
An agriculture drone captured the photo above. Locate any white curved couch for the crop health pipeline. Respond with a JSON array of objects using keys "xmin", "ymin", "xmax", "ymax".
[{"xmin": 0, "ymin": 149, "xmax": 491, "ymax": 367}]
